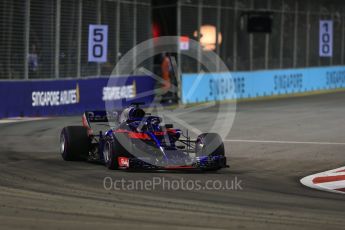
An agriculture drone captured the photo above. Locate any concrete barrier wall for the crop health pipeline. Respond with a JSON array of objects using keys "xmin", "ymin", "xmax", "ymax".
[{"xmin": 182, "ymin": 66, "xmax": 345, "ymax": 104}]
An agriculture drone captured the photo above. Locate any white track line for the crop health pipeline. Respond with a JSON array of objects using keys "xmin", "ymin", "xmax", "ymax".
[
  {"xmin": 0, "ymin": 117, "xmax": 49, "ymax": 124},
  {"xmin": 224, "ymin": 139, "xmax": 345, "ymax": 145}
]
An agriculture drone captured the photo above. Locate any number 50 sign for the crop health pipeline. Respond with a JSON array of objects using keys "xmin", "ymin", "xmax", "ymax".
[
  {"xmin": 88, "ymin": 25, "xmax": 108, "ymax": 62},
  {"xmin": 319, "ymin": 20, "xmax": 333, "ymax": 57}
]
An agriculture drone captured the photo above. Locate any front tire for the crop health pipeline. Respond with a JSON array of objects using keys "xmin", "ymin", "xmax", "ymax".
[
  {"xmin": 103, "ymin": 134, "xmax": 132, "ymax": 170},
  {"xmin": 103, "ymin": 140, "xmax": 119, "ymax": 170},
  {"xmin": 60, "ymin": 126, "xmax": 90, "ymax": 161}
]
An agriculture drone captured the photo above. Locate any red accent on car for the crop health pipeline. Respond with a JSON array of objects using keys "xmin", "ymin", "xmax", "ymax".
[
  {"xmin": 118, "ymin": 157, "xmax": 129, "ymax": 168},
  {"xmin": 153, "ymin": 131, "xmax": 166, "ymax": 136},
  {"xmin": 153, "ymin": 130, "xmax": 176, "ymax": 136},
  {"xmin": 167, "ymin": 129, "xmax": 177, "ymax": 134},
  {"xmin": 82, "ymin": 114, "xmax": 93, "ymax": 136},
  {"xmin": 127, "ymin": 132, "xmax": 151, "ymax": 140},
  {"xmin": 114, "ymin": 129, "xmax": 129, "ymax": 133},
  {"xmin": 114, "ymin": 129, "xmax": 151, "ymax": 140}
]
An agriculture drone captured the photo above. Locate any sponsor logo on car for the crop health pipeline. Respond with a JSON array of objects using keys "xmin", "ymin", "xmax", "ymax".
[{"xmin": 118, "ymin": 157, "xmax": 129, "ymax": 168}]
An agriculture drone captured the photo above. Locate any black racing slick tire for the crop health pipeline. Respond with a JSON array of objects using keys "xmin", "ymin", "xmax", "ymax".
[
  {"xmin": 60, "ymin": 126, "xmax": 91, "ymax": 161},
  {"xmin": 195, "ymin": 133, "xmax": 225, "ymax": 157}
]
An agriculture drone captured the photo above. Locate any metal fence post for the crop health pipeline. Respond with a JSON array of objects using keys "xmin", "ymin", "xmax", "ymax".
[
  {"xmin": 77, "ymin": 0, "xmax": 82, "ymax": 78},
  {"xmin": 96, "ymin": 0, "xmax": 101, "ymax": 77},
  {"xmin": 330, "ymin": 13, "xmax": 333, "ymax": 66},
  {"xmin": 55, "ymin": 0, "xmax": 61, "ymax": 79},
  {"xmin": 197, "ymin": 1, "xmax": 202, "ymax": 73},
  {"xmin": 233, "ymin": 0, "xmax": 238, "ymax": 71},
  {"xmin": 6, "ymin": 2, "xmax": 14, "ymax": 79},
  {"xmin": 341, "ymin": 15, "xmax": 345, "ymax": 64},
  {"xmin": 264, "ymin": 0, "xmax": 271, "ymax": 69},
  {"xmin": 293, "ymin": 1, "xmax": 299, "ymax": 68},
  {"xmin": 177, "ymin": 0, "xmax": 181, "ymax": 104},
  {"xmin": 318, "ymin": 6, "xmax": 322, "ymax": 66},
  {"xmin": 249, "ymin": 0, "xmax": 254, "ymax": 70},
  {"xmin": 133, "ymin": 0, "xmax": 137, "ymax": 72},
  {"xmin": 24, "ymin": 0, "xmax": 30, "ymax": 79},
  {"xmin": 279, "ymin": 0, "xmax": 285, "ymax": 69},
  {"xmin": 216, "ymin": 0, "xmax": 221, "ymax": 72},
  {"xmin": 115, "ymin": 0, "xmax": 121, "ymax": 76},
  {"xmin": 305, "ymin": 8, "xmax": 310, "ymax": 67}
]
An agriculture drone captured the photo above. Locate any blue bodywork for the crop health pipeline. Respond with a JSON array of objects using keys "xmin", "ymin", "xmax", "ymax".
[{"xmin": 85, "ymin": 107, "xmax": 227, "ymax": 170}]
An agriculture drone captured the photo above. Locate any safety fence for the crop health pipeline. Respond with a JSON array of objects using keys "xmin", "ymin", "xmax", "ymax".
[
  {"xmin": 177, "ymin": 0, "xmax": 345, "ymax": 73},
  {"xmin": 0, "ymin": 0, "xmax": 151, "ymax": 80}
]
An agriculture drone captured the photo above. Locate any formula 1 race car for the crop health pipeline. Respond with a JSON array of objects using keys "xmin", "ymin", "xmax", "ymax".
[{"xmin": 60, "ymin": 103, "xmax": 228, "ymax": 171}]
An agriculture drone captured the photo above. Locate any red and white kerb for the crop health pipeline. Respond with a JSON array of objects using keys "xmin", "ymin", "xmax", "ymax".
[{"xmin": 300, "ymin": 166, "xmax": 345, "ymax": 194}]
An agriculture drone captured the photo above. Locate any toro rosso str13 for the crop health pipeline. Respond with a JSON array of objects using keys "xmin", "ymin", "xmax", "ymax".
[{"xmin": 60, "ymin": 103, "xmax": 228, "ymax": 171}]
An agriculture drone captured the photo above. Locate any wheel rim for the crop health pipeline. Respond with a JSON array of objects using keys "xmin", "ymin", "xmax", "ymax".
[{"xmin": 60, "ymin": 133, "xmax": 66, "ymax": 155}]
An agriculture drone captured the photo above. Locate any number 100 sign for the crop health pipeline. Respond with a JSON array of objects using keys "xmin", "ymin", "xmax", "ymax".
[
  {"xmin": 88, "ymin": 25, "xmax": 108, "ymax": 62},
  {"xmin": 319, "ymin": 20, "xmax": 333, "ymax": 57}
]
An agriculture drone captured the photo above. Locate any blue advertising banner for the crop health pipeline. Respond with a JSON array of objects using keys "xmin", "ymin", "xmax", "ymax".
[
  {"xmin": 182, "ymin": 66, "xmax": 345, "ymax": 104},
  {"xmin": 0, "ymin": 75, "xmax": 155, "ymax": 118}
]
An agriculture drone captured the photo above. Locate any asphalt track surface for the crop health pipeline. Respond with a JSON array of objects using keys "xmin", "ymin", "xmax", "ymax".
[{"xmin": 1, "ymin": 92, "xmax": 345, "ymax": 230}]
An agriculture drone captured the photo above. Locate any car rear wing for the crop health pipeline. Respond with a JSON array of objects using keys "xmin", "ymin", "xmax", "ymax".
[{"xmin": 82, "ymin": 111, "xmax": 119, "ymax": 130}]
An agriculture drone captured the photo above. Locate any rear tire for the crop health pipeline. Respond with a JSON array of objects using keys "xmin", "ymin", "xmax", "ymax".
[
  {"xmin": 60, "ymin": 126, "xmax": 90, "ymax": 161},
  {"xmin": 195, "ymin": 133, "xmax": 225, "ymax": 157}
]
